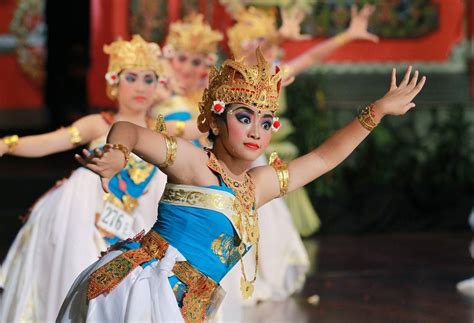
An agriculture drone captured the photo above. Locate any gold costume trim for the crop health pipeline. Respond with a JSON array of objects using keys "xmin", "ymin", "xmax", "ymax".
[
  {"xmin": 358, "ymin": 103, "xmax": 378, "ymax": 131},
  {"xmin": 87, "ymin": 230, "xmax": 217, "ymax": 323}
]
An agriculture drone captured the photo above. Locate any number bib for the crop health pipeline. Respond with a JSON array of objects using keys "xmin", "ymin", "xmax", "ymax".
[{"xmin": 97, "ymin": 202, "xmax": 133, "ymax": 239}]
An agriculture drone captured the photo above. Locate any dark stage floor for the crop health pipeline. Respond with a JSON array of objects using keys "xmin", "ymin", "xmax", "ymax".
[{"xmin": 244, "ymin": 233, "xmax": 474, "ymax": 323}]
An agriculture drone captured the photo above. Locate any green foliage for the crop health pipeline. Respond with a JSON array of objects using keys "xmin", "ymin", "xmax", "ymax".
[
  {"xmin": 302, "ymin": 0, "xmax": 439, "ymax": 38},
  {"xmin": 286, "ymin": 74, "xmax": 474, "ymax": 233}
]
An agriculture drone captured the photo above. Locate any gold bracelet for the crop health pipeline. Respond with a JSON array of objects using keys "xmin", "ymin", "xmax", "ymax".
[
  {"xmin": 175, "ymin": 120, "xmax": 186, "ymax": 137},
  {"xmin": 67, "ymin": 126, "xmax": 82, "ymax": 145},
  {"xmin": 109, "ymin": 143, "xmax": 130, "ymax": 167},
  {"xmin": 158, "ymin": 135, "xmax": 177, "ymax": 168},
  {"xmin": 268, "ymin": 152, "xmax": 289, "ymax": 196},
  {"xmin": 2, "ymin": 135, "xmax": 19, "ymax": 153},
  {"xmin": 357, "ymin": 103, "xmax": 378, "ymax": 131},
  {"xmin": 334, "ymin": 33, "xmax": 348, "ymax": 45}
]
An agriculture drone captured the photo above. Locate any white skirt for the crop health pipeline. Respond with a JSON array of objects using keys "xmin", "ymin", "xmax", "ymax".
[
  {"xmin": 0, "ymin": 167, "xmax": 166, "ymax": 323},
  {"xmin": 57, "ymin": 246, "xmax": 186, "ymax": 323}
]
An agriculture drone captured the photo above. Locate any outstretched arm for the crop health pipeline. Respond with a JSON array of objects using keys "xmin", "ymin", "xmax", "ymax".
[
  {"xmin": 75, "ymin": 121, "xmax": 207, "ymax": 191},
  {"xmin": 0, "ymin": 114, "xmax": 108, "ymax": 158},
  {"xmin": 284, "ymin": 4, "xmax": 378, "ymax": 79},
  {"xmin": 252, "ymin": 67, "xmax": 426, "ymax": 207}
]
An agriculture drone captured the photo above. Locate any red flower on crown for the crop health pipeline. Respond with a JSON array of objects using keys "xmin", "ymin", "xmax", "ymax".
[
  {"xmin": 271, "ymin": 117, "xmax": 281, "ymax": 132},
  {"xmin": 211, "ymin": 100, "xmax": 226, "ymax": 115}
]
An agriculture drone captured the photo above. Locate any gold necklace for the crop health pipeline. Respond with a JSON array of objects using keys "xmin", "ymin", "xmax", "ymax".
[{"xmin": 207, "ymin": 152, "xmax": 259, "ymax": 299}]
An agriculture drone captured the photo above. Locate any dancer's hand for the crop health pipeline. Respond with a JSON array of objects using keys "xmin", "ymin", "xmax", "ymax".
[
  {"xmin": 345, "ymin": 4, "xmax": 379, "ymax": 43},
  {"xmin": 373, "ymin": 66, "xmax": 426, "ymax": 120},
  {"xmin": 75, "ymin": 146, "xmax": 126, "ymax": 192},
  {"xmin": 0, "ymin": 142, "xmax": 7, "ymax": 157},
  {"xmin": 279, "ymin": 8, "xmax": 311, "ymax": 41}
]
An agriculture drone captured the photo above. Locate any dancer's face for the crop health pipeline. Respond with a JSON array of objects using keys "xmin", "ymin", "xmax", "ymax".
[
  {"xmin": 169, "ymin": 49, "xmax": 209, "ymax": 93},
  {"xmin": 216, "ymin": 103, "xmax": 274, "ymax": 161},
  {"xmin": 117, "ymin": 68, "xmax": 157, "ymax": 113}
]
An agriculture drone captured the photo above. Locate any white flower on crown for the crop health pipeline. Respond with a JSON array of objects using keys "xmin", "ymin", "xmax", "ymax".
[
  {"xmin": 205, "ymin": 53, "xmax": 218, "ymax": 66},
  {"xmin": 105, "ymin": 72, "xmax": 120, "ymax": 85},
  {"xmin": 271, "ymin": 117, "xmax": 281, "ymax": 132},
  {"xmin": 211, "ymin": 100, "xmax": 226, "ymax": 115},
  {"xmin": 158, "ymin": 76, "xmax": 168, "ymax": 87}
]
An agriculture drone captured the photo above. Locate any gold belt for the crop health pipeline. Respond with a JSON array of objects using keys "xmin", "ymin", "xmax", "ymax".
[{"xmin": 87, "ymin": 231, "xmax": 217, "ymax": 323}]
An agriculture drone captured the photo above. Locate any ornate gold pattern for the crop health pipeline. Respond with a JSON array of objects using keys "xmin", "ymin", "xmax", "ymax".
[
  {"xmin": 161, "ymin": 186, "xmax": 235, "ymax": 212},
  {"xmin": 66, "ymin": 126, "xmax": 82, "ymax": 145},
  {"xmin": 206, "ymin": 152, "xmax": 259, "ymax": 298},
  {"xmin": 104, "ymin": 35, "xmax": 163, "ymax": 99},
  {"xmin": 87, "ymin": 247, "xmax": 151, "ymax": 301},
  {"xmin": 358, "ymin": 103, "xmax": 378, "ymax": 131},
  {"xmin": 269, "ymin": 151, "xmax": 289, "ymax": 196},
  {"xmin": 211, "ymin": 233, "xmax": 243, "ymax": 266},
  {"xmin": 166, "ymin": 14, "xmax": 223, "ymax": 56},
  {"xmin": 198, "ymin": 48, "xmax": 282, "ymax": 133},
  {"xmin": 86, "ymin": 230, "xmax": 218, "ymax": 323},
  {"xmin": 158, "ymin": 135, "xmax": 177, "ymax": 168},
  {"xmin": 227, "ymin": 7, "xmax": 279, "ymax": 59},
  {"xmin": 127, "ymin": 156, "xmax": 155, "ymax": 184}
]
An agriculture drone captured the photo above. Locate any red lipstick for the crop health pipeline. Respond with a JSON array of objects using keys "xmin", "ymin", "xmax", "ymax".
[{"xmin": 244, "ymin": 142, "xmax": 260, "ymax": 150}]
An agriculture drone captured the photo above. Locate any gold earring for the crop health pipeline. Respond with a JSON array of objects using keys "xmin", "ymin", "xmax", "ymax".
[
  {"xmin": 212, "ymin": 128, "xmax": 219, "ymax": 135},
  {"xmin": 109, "ymin": 87, "xmax": 118, "ymax": 99}
]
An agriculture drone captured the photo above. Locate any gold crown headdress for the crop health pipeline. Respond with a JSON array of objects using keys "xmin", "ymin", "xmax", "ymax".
[
  {"xmin": 227, "ymin": 7, "xmax": 279, "ymax": 59},
  {"xmin": 104, "ymin": 35, "xmax": 163, "ymax": 99},
  {"xmin": 164, "ymin": 14, "xmax": 223, "ymax": 61},
  {"xmin": 197, "ymin": 48, "xmax": 282, "ymax": 133}
]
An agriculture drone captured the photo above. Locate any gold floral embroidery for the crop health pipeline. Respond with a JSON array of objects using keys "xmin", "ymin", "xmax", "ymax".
[
  {"xmin": 127, "ymin": 156, "xmax": 155, "ymax": 184},
  {"xmin": 211, "ymin": 233, "xmax": 243, "ymax": 266},
  {"xmin": 161, "ymin": 187, "xmax": 235, "ymax": 211}
]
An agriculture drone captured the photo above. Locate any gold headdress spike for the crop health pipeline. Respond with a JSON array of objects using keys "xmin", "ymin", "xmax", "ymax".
[
  {"xmin": 227, "ymin": 7, "xmax": 279, "ymax": 59},
  {"xmin": 165, "ymin": 14, "xmax": 223, "ymax": 57},
  {"xmin": 197, "ymin": 47, "xmax": 282, "ymax": 133},
  {"xmin": 104, "ymin": 35, "xmax": 163, "ymax": 99}
]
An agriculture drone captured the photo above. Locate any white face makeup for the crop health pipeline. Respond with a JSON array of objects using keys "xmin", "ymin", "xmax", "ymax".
[
  {"xmin": 117, "ymin": 69, "xmax": 158, "ymax": 112},
  {"xmin": 215, "ymin": 103, "xmax": 274, "ymax": 161},
  {"xmin": 169, "ymin": 49, "xmax": 209, "ymax": 93}
]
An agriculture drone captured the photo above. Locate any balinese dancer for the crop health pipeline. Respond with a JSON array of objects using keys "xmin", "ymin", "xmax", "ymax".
[
  {"xmin": 0, "ymin": 35, "xmax": 166, "ymax": 322},
  {"xmin": 58, "ymin": 49, "xmax": 425, "ymax": 322},
  {"xmin": 151, "ymin": 14, "xmax": 223, "ymax": 145},
  {"xmin": 221, "ymin": 4, "xmax": 379, "ymax": 305}
]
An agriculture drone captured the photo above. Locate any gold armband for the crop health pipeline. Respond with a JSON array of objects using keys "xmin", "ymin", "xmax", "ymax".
[
  {"xmin": 2, "ymin": 135, "xmax": 19, "ymax": 153},
  {"xmin": 334, "ymin": 32, "xmax": 349, "ymax": 45},
  {"xmin": 175, "ymin": 120, "xmax": 186, "ymax": 137},
  {"xmin": 158, "ymin": 135, "xmax": 177, "ymax": 168},
  {"xmin": 67, "ymin": 126, "xmax": 82, "ymax": 145},
  {"xmin": 268, "ymin": 152, "xmax": 289, "ymax": 196},
  {"xmin": 109, "ymin": 143, "xmax": 130, "ymax": 167},
  {"xmin": 357, "ymin": 103, "xmax": 378, "ymax": 131}
]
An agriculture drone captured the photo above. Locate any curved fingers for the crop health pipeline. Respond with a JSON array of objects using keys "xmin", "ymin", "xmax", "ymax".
[
  {"xmin": 399, "ymin": 66, "xmax": 412, "ymax": 87},
  {"xmin": 389, "ymin": 68, "xmax": 397, "ymax": 91}
]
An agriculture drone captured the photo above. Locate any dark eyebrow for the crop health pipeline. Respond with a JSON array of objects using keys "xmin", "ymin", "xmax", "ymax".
[{"xmin": 232, "ymin": 106, "xmax": 273, "ymax": 119}]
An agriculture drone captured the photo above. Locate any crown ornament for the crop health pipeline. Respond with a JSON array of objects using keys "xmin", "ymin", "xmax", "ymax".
[
  {"xmin": 165, "ymin": 14, "xmax": 223, "ymax": 58},
  {"xmin": 104, "ymin": 35, "xmax": 163, "ymax": 99},
  {"xmin": 227, "ymin": 7, "xmax": 279, "ymax": 59},
  {"xmin": 197, "ymin": 48, "xmax": 282, "ymax": 133}
]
